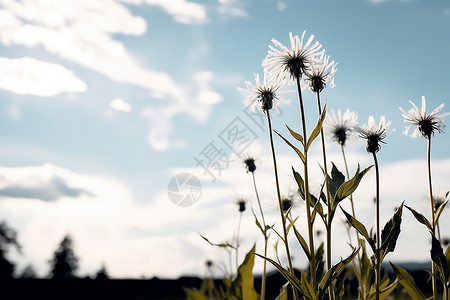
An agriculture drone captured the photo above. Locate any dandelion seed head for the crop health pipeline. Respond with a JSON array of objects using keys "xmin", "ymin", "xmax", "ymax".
[
  {"xmin": 399, "ymin": 96, "xmax": 450, "ymax": 139},
  {"xmin": 262, "ymin": 31, "xmax": 323, "ymax": 83},
  {"xmin": 354, "ymin": 115, "xmax": 394, "ymax": 154},
  {"xmin": 326, "ymin": 109, "xmax": 358, "ymax": 146},
  {"xmin": 236, "ymin": 198, "xmax": 247, "ymax": 213},
  {"xmin": 239, "ymin": 72, "xmax": 291, "ymax": 112},
  {"xmin": 305, "ymin": 53, "xmax": 338, "ymax": 93}
]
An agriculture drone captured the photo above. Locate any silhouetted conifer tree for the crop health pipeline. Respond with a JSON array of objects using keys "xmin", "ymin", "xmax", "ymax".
[
  {"xmin": 48, "ymin": 234, "xmax": 78, "ymax": 279},
  {"xmin": 0, "ymin": 221, "xmax": 21, "ymax": 279},
  {"xmin": 95, "ymin": 264, "xmax": 109, "ymax": 280}
]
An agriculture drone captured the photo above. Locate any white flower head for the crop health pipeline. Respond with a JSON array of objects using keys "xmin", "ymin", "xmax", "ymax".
[
  {"xmin": 399, "ymin": 96, "xmax": 450, "ymax": 139},
  {"xmin": 262, "ymin": 31, "xmax": 323, "ymax": 83},
  {"xmin": 304, "ymin": 52, "xmax": 338, "ymax": 93},
  {"xmin": 238, "ymin": 71, "xmax": 291, "ymax": 112},
  {"xmin": 326, "ymin": 109, "xmax": 358, "ymax": 146},
  {"xmin": 354, "ymin": 116, "xmax": 394, "ymax": 153}
]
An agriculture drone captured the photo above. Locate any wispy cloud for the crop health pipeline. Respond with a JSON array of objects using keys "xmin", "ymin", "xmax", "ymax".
[
  {"xmin": 110, "ymin": 98, "xmax": 132, "ymax": 113},
  {"xmin": 0, "ymin": 0, "xmax": 222, "ymax": 151},
  {"xmin": 0, "ymin": 0, "xmax": 181, "ymax": 100},
  {"xmin": 0, "ymin": 57, "xmax": 87, "ymax": 97},
  {"xmin": 142, "ymin": 71, "xmax": 223, "ymax": 151},
  {"xmin": 0, "ymin": 164, "xmax": 94, "ymax": 202},
  {"xmin": 120, "ymin": 0, "xmax": 207, "ymax": 24},
  {"xmin": 217, "ymin": 0, "xmax": 247, "ymax": 18}
]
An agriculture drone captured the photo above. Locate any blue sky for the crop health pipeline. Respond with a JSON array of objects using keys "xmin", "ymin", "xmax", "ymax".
[{"xmin": 0, "ymin": 0, "xmax": 449, "ymax": 279}]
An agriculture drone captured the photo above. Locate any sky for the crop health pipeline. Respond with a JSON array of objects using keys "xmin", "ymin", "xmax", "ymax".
[{"xmin": 0, "ymin": 0, "xmax": 449, "ymax": 279}]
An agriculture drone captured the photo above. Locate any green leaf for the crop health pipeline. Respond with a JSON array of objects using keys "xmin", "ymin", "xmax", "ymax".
[
  {"xmin": 318, "ymin": 248, "xmax": 359, "ymax": 300},
  {"xmin": 390, "ymin": 262, "xmax": 426, "ymax": 300},
  {"xmin": 405, "ymin": 205, "xmax": 432, "ymax": 232},
  {"xmin": 430, "ymin": 233, "xmax": 449, "ymax": 284},
  {"xmin": 445, "ymin": 245, "xmax": 450, "ymax": 273},
  {"xmin": 380, "ymin": 203, "xmax": 404, "ymax": 261},
  {"xmin": 306, "ymin": 104, "xmax": 327, "ymax": 152},
  {"xmin": 293, "ymin": 225, "xmax": 311, "ymax": 260},
  {"xmin": 340, "ymin": 207, "xmax": 376, "ymax": 253},
  {"xmin": 367, "ymin": 277, "xmax": 398, "ymax": 300},
  {"xmin": 227, "ymin": 244, "xmax": 259, "ymax": 300},
  {"xmin": 275, "ymin": 282, "xmax": 289, "ymax": 300},
  {"xmin": 184, "ymin": 287, "xmax": 209, "ymax": 300},
  {"xmin": 300, "ymin": 269, "xmax": 317, "ymax": 300},
  {"xmin": 435, "ymin": 199, "xmax": 449, "ymax": 224},
  {"xmin": 199, "ymin": 233, "xmax": 236, "ymax": 249},
  {"xmin": 335, "ymin": 165, "xmax": 372, "ymax": 207},
  {"xmin": 286, "ymin": 124, "xmax": 304, "ymax": 145},
  {"xmin": 251, "ymin": 208, "xmax": 266, "ymax": 238},
  {"xmin": 254, "ymin": 254, "xmax": 303, "ymax": 294},
  {"xmin": 286, "ymin": 216, "xmax": 299, "ymax": 235},
  {"xmin": 275, "ymin": 130, "xmax": 305, "ymax": 163},
  {"xmin": 327, "ymin": 163, "xmax": 345, "ymax": 200},
  {"xmin": 292, "ymin": 167, "xmax": 305, "ymax": 200}
]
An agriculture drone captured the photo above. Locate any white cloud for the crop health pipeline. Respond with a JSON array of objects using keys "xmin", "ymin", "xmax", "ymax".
[
  {"xmin": 1, "ymin": 152, "xmax": 449, "ymax": 278},
  {"xmin": 0, "ymin": 0, "xmax": 182, "ymax": 100},
  {"xmin": 0, "ymin": 0, "xmax": 223, "ymax": 150},
  {"xmin": 110, "ymin": 98, "xmax": 132, "ymax": 113},
  {"xmin": 142, "ymin": 71, "xmax": 223, "ymax": 151},
  {"xmin": 0, "ymin": 57, "xmax": 87, "ymax": 97},
  {"xmin": 217, "ymin": 0, "xmax": 247, "ymax": 18},
  {"xmin": 120, "ymin": 0, "xmax": 206, "ymax": 24}
]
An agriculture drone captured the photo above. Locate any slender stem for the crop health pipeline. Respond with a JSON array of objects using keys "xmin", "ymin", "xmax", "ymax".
[
  {"xmin": 372, "ymin": 152, "xmax": 381, "ymax": 300},
  {"xmin": 427, "ymin": 137, "xmax": 438, "ymax": 300},
  {"xmin": 266, "ymin": 110, "xmax": 298, "ymax": 300},
  {"xmin": 341, "ymin": 144, "xmax": 364, "ymax": 298},
  {"xmin": 236, "ymin": 212, "xmax": 243, "ymax": 273},
  {"xmin": 251, "ymin": 172, "xmax": 267, "ymax": 300},
  {"xmin": 296, "ymin": 77, "xmax": 316, "ymax": 288},
  {"xmin": 341, "ymin": 144, "xmax": 356, "ymax": 218},
  {"xmin": 315, "ymin": 92, "xmax": 334, "ymax": 300}
]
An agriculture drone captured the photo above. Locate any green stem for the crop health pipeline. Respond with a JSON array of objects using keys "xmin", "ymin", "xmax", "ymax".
[
  {"xmin": 251, "ymin": 172, "xmax": 267, "ymax": 300},
  {"xmin": 427, "ymin": 137, "xmax": 438, "ymax": 300},
  {"xmin": 315, "ymin": 92, "xmax": 334, "ymax": 300},
  {"xmin": 372, "ymin": 152, "xmax": 380, "ymax": 300},
  {"xmin": 341, "ymin": 144, "xmax": 356, "ymax": 218},
  {"xmin": 341, "ymin": 144, "xmax": 365, "ymax": 298},
  {"xmin": 296, "ymin": 77, "xmax": 316, "ymax": 288},
  {"xmin": 236, "ymin": 212, "xmax": 243, "ymax": 273},
  {"xmin": 266, "ymin": 110, "xmax": 298, "ymax": 300}
]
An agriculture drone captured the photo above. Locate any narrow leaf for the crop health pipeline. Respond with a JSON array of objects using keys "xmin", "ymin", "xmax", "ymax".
[
  {"xmin": 293, "ymin": 225, "xmax": 311, "ymax": 260},
  {"xmin": 254, "ymin": 253, "xmax": 303, "ymax": 292},
  {"xmin": 275, "ymin": 130, "xmax": 305, "ymax": 163},
  {"xmin": 430, "ymin": 233, "xmax": 449, "ymax": 283},
  {"xmin": 405, "ymin": 205, "xmax": 432, "ymax": 232},
  {"xmin": 390, "ymin": 262, "xmax": 426, "ymax": 300},
  {"xmin": 286, "ymin": 124, "xmax": 304, "ymax": 145},
  {"xmin": 335, "ymin": 165, "xmax": 372, "ymax": 206},
  {"xmin": 286, "ymin": 216, "xmax": 299, "ymax": 235},
  {"xmin": 318, "ymin": 248, "xmax": 359, "ymax": 299},
  {"xmin": 306, "ymin": 105, "xmax": 327, "ymax": 152},
  {"xmin": 380, "ymin": 203, "xmax": 404, "ymax": 261},
  {"xmin": 227, "ymin": 244, "xmax": 259, "ymax": 300},
  {"xmin": 340, "ymin": 207, "xmax": 376, "ymax": 253},
  {"xmin": 435, "ymin": 199, "xmax": 449, "ymax": 224}
]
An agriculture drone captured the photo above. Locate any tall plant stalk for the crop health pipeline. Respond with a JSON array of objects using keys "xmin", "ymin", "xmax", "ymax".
[
  {"xmin": 251, "ymin": 172, "xmax": 268, "ymax": 300},
  {"xmin": 372, "ymin": 152, "xmax": 381, "ymax": 300},
  {"xmin": 315, "ymin": 92, "xmax": 334, "ymax": 300},
  {"xmin": 235, "ymin": 211, "xmax": 243, "ymax": 273},
  {"xmin": 266, "ymin": 110, "xmax": 298, "ymax": 300},
  {"xmin": 296, "ymin": 77, "xmax": 316, "ymax": 287},
  {"xmin": 427, "ymin": 137, "xmax": 438, "ymax": 300}
]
